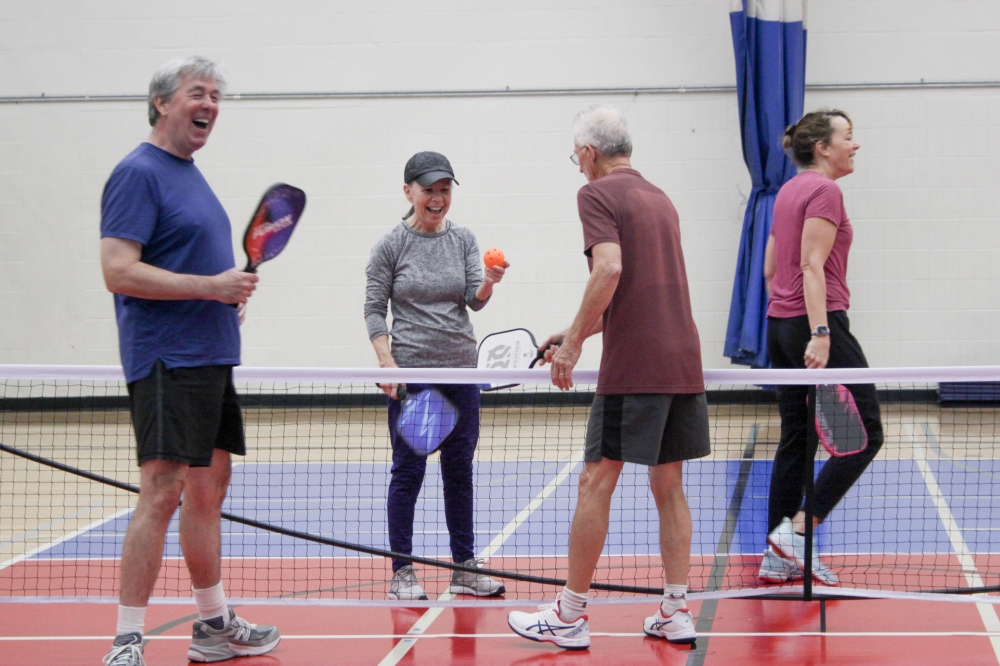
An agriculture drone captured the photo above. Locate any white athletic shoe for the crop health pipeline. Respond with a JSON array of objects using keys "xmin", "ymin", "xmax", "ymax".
[
  {"xmin": 508, "ymin": 597, "xmax": 590, "ymax": 650},
  {"xmin": 643, "ymin": 606, "xmax": 697, "ymax": 644},
  {"xmin": 767, "ymin": 517, "xmax": 840, "ymax": 586},
  {"xmin": 388, "ymin": 565, "xmax": 429, "ymax": 601},
  {"xmin": 449, "ymin": 558, "xmax": 506, "ymax": 597},
  {"xmin": 758, "ymin": 546, "xmax": 804, "ymax": 583}
]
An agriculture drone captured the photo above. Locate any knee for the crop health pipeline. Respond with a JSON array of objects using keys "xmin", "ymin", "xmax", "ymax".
[
  {"xmin": 389, "ymin": 480, "xmax": 423, "ymax": 503},
  {"xmin": 577, "ymin": 465, "xmax": 619, "ymax": 500},
  {"xmin": 183, "ymin": 483, "xmax": 228, "ymax": 513},
  {"xmin": 650, "ymin": 469, "xmax": 685, "ymax": 507},
  {"xmin": 138, "ymin": 484, "xmax": 183, "ymax": 522},
  {"xmin": 440, "ymin": 448, "xmax": 474, "ymax": 481},
  {"xmin": 390, "ymin": 463, "xmax": 426, "ymax": 491},
  {"xmin": 441, "ymin": 468, "xmax": 473, "ymax": 493},
  {"xmin": 651, "ymin": 479, "xmax": 685, "ymax": 506}
]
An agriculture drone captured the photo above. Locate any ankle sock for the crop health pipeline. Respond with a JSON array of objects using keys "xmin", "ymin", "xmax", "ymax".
[
  {"xmin": 558, "ymin": 586, "xmax": 589, "ymax": 622},
  {"xmin": 193, "ymin": 581, "xmax": 229, "ymax": 629},
  {"xmin": 116, "ymin": 604, "xmax": 146, "ymax": 638},
  {"xmin": 660, "ymin": 584, "xmax": 688, "ymax": 616}
]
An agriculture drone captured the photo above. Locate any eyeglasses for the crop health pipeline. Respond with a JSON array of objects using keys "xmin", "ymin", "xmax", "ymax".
[{"xmin": 569, "ymin": 152, "xmax": 579, "ymax": 165}]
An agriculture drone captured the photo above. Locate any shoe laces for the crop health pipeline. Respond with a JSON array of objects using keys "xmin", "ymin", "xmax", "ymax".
[
  {"xmin": 226, "ymin": 616, "xmax": 256, "ymax": 642},
  {"xmin": 455, "ymin": 557, "xmax": 485, "ymax": 573},
  {"xmin": 461, "ymin": 558, "xmax": 489, "ymax": 578},
  {"xmin": 396, "ymin": 566, "xmax": 418, "ymax": 584},
  {"xmin": 103, "ymin": 643, "xmax": 143, "ymax": 666}
]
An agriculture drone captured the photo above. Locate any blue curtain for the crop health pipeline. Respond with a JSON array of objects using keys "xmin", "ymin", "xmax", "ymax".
[{"xmin": 724, "ymin": 0, "xmax": 807, "ymax": 368}]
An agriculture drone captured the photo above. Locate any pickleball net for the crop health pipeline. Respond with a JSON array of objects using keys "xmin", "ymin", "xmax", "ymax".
[{"xmin": 2, "ymin": 365, "xmax": 1000, "ymax": 606}]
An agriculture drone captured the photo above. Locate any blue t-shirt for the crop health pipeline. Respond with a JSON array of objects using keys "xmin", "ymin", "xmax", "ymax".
[{"xmin": 100, "ymin": 142, "xmax": 240, "ymax": 383}]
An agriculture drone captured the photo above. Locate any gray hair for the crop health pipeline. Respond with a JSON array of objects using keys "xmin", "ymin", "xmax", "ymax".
[
  {"xmin": 147, "ymin": 56, "xmax": 227, "ymax": 127},
  {"xmin": 572, "ymin": 105, "xmax": 632, "ymax": 158}
]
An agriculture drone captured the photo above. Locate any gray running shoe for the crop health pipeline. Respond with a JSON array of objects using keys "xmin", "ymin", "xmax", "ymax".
[
  {"xmin": 449, "ymin": 558, "xmax": 506, "ymax": 597},
  {"xmin": 103, "ymin": 633, "xmax": 145, "ymax": 666},
  {"xmin": 187, "ymin": 608, "xmax": 280, "ymax": 663},
  {"xmin": 388, "ymin": 565, "xmax": 429, "ymax": 601}
]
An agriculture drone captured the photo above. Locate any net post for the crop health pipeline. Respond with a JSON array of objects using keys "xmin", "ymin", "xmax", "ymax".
[{"xmin": 803, "ymin": 384, "xmax": 818, "ymax": 601}]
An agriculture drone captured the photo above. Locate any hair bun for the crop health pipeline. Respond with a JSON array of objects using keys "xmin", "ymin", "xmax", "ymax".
[{"xmin": 784, "ymin": 123, "xmax": 797, "ymax": 138}]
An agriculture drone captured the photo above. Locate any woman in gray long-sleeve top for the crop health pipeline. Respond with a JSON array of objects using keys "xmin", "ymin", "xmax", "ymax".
[{"xmin": 364, "ymin": 152, "xmax": 509, "ymax": 601}]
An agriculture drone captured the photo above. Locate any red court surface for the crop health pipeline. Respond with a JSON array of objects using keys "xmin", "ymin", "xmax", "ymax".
[{"xmin": 3, "ymin": 597, "xmax": 1000, "ymax": 665}]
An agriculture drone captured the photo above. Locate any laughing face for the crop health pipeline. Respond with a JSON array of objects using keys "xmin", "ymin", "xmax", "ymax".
[
  {"xmin": 403, "ymin": 178, "xmax": 452, "ymax": 232},
  {"xmin": 151, "ymin": 75, "xmax": 221, "ymax": 159}
]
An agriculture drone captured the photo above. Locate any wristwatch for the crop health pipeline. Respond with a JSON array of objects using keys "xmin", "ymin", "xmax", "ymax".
[{"xmin": 811, "ymin": 325, "xmax": 830, "ymax": 337}]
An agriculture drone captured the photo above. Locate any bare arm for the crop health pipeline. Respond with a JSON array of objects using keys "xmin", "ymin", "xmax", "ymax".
[
  {"xmin": 763, "ymin": 234, "xmax": 776, "ymax": 298},
  {"xmin": 548, "ymin": 242, "xmax": 622, "ymax": 389},
  {"xmin": 100, "ymin": 237, "xmax": 257, "ymax": 304},
  {"xmin": 800, "ymin": 217, "xmax": 837, "ymax": 369}
]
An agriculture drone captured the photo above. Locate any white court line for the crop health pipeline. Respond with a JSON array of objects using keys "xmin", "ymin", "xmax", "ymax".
[
  {"xmin": 6, "ymin": 630, "xmax": 1000, "ymax": 642},
  {"xmin": 376, "ymin": 448, "xmax": 585, "ymax": 666},
  {"xmin": 915, "ymin": 423, "xmax": 1000, "ymax": 664},
  {"xmin": 0, "ymin": 507, "xmax": 133, "ymax": 571}
]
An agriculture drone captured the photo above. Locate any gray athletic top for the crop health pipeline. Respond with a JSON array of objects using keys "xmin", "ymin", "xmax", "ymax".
[{"xmin": 364, "ymin": 220, "xmax": 488, "ymax": 368}]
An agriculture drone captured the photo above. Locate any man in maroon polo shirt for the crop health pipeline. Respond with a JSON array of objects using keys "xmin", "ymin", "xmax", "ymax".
[{"xmin": 508, "ymin": 106, "xmax": 710, "ymax": 650}]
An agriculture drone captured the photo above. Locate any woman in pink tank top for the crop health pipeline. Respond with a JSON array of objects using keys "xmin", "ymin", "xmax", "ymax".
[{"xmin": 759, "ymin": 110, "xmax": 884, "ymax": 587}]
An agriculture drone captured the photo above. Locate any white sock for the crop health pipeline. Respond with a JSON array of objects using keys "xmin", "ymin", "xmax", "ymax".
[
  {"xmin": 558, "ymin": 586, "xmax": 589, "ymax": 622},
  {"xmin": 116, "ymin": 605, "xmax": 146, "ymax": 637},
  {"xmin": 193, "ymin": 581, "xmax": 228, "ymax": 623},
  {"xmin": 660, "ymin": 584, "xmax": 688, "ymax": 616}
]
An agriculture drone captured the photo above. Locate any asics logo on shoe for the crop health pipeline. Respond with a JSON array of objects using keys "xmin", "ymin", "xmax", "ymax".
[{"xmin": 529, "ymin": 620, "xmax": 583, "ymax": 636}]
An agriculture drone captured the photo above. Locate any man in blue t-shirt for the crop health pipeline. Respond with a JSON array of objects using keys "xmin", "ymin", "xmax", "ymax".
[{"xmin": 99, "ymin": 56, "xmax": 279, "ymax": 666}]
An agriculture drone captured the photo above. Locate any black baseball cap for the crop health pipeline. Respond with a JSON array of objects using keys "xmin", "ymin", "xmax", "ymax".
[{"xmin": 404, "ymin": 151, "xmax": 459, "ymax": 186}]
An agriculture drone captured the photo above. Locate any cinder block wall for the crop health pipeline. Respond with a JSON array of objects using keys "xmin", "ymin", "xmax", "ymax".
[{"xmin": 1, "ymin": 1, "xmax": 998, "ymax": 369}]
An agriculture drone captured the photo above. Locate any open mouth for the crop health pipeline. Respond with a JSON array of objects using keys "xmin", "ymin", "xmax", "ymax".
[
  {"xmin": 192, "ymin": 119, "xmax": 209, "ymax": 130},
  {"xmin": 427, "ymin": 206, "xmax": 443, "ymax": 214}
]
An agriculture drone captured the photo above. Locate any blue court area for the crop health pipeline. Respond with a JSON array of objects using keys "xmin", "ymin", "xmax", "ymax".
[{"xmin": 32, "ymin": 458, "xmax": 1000, "ymax": 562}]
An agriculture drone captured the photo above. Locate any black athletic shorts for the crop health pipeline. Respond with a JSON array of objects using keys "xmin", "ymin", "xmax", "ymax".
[
  {"xmin": 127, "ymin": 360, "xmax": 245, "ymax": 467},
  {"xmin": 585, "ymin": 392, "xmax": 711, "ymax": 466}
]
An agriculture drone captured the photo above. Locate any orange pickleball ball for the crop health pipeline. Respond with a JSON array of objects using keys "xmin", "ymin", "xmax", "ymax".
[{"xmin": 484, "ymin": 248, "xmax": 505, "ymax": 269}]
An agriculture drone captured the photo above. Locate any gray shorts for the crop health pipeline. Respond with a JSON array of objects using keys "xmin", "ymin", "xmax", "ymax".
[{"xmin": 585, "ymin": 392, "xmax": 711, "ymax": 466}]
